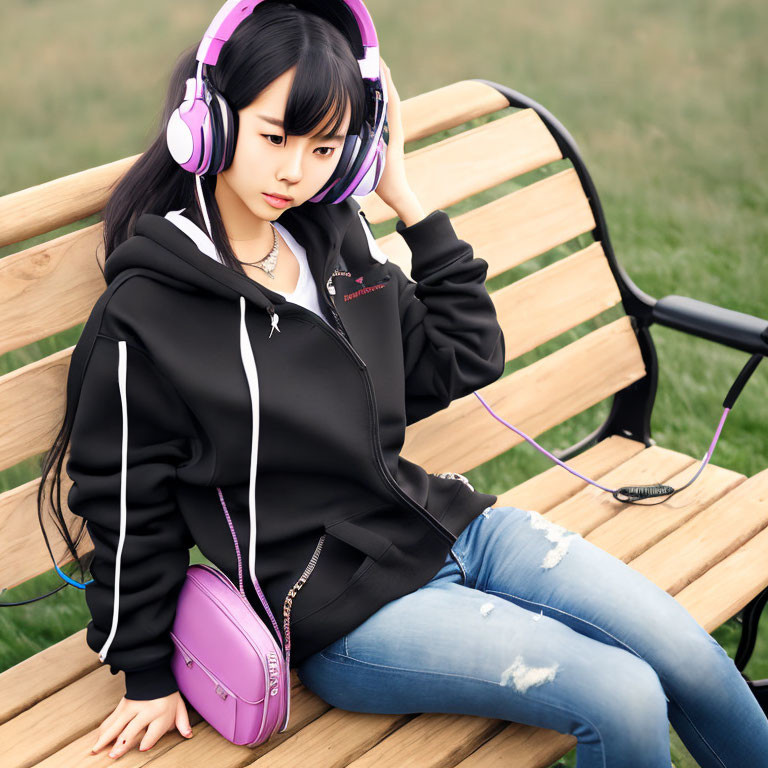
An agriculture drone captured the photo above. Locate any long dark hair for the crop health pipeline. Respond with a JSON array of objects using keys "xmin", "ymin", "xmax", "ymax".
[{"xmin": 37, "ymin": 0, "xmax": 367, "ymax": 590}]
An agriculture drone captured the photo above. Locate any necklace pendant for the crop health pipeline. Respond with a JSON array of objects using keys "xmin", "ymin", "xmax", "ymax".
[{"xmin": 240, "ymin": 223, "xmax": 280, "ymax": 273}]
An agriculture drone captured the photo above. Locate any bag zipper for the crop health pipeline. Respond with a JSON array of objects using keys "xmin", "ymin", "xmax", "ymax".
[{"xmin": 170, "ymin": 630, "xmax": 238, "ymax": 701}]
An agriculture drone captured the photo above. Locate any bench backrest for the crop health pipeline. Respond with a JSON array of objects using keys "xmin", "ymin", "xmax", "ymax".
[{"xmin": 0, "ymin": 79, "xmax": 649, "ymax": 592}]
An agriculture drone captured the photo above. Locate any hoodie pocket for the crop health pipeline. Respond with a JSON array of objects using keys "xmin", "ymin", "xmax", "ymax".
[{"xmin": 290, "ymin": 518, "xmax": 392, "ymax": 626}]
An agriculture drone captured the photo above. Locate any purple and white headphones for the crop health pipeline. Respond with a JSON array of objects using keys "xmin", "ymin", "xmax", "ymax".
[{"xmin": 165, "ymin": 0, "xmax": 388, "ymax": 204}]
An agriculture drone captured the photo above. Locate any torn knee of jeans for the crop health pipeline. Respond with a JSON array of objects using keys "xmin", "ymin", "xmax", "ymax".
[
  {"xmin": 479, "ymin": 601, "xmax": 495, "ymax": 616},
  {"xmin": 527, "ymin": 510, "xmax": 580, "ymax": 569},
  {"xmin": 500, "ymin": 655, "xmax": 559, "ymax": 693}
]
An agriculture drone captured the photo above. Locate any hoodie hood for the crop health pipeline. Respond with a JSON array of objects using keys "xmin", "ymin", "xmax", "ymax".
[{"xmin": 104, "ymin": 197, "xmax": 363, "ymax": 311}]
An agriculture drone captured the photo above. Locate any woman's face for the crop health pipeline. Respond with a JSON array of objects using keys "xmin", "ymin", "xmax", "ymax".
[{"xmin": 216, "ymin": 66, "xmax": 351, "ymax": 226}]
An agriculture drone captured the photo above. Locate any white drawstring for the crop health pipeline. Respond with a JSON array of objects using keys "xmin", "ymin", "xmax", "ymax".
[
  {"xmin": 239, "ymin": 295, "xmax": 292, "ymax": 732},
  {"xmin": 98, "ymin": 339, "xmax": 128, "ymax": 663},
  {"xmin": 195, "ymin": 173, "xmax": 225, "ymax": 262},
  {"xmin": 238, "ymin": 296, "xmax": 261, "ymax": 604}
]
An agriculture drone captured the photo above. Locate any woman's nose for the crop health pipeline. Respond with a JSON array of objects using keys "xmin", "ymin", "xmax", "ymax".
[{"xmin": 276, "ymin": 142, "xmax": 304, "ymax": 184}]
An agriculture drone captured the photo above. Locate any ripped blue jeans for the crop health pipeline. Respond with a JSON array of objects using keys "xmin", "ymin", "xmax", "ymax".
[{"xmin": 297, "ymin": 505, "xmax": 768, "ymax": 767}]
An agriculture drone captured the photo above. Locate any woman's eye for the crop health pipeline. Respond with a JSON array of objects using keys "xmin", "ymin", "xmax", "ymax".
[{"xmin": 262, "ymin": 135, "xmax": 335, "ymax": 156}]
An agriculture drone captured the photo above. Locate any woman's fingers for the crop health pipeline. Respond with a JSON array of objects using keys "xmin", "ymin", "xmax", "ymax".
[
  {"xmin": 107, "ymin": 717, "xmax": 148, "ymax": 759},
  {"xmin": 138, "ymin": 718, "xmax": 170, "ymax": 752},
  {"xmin": 379, "ymin": 58, "xmax": 401, "ymax": 141},
  {"xmin": 175, "ymin": 695, "xmax": 194, "ymax": 739},
  {"xmin": 89, "ymin": 694, "xmax": 182, "ymax": 758},
  {"xmin": 90, "ymin": 712, "xmax": 130, "ymax": 754}
]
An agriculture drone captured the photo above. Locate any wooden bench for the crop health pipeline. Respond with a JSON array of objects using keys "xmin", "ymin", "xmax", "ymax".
[{"xmin": 1, "ymin": 77, "xmax": 767, "ymax": 767}]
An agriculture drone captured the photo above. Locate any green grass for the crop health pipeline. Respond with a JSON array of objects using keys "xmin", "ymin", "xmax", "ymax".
[{"xmin": 1, "ymin": 1, "xmax": 766, "ymax": 765}]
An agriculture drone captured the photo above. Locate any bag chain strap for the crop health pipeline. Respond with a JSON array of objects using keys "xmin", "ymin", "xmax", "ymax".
[{"xmin": 216, "ymin": 486, "xmax": 327, "ymax": 669}]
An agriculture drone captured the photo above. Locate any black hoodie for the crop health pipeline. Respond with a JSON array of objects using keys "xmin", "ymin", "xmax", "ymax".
[{"xmin": 65, "ymin": 195, "xmax": 505, "ymax": 700}]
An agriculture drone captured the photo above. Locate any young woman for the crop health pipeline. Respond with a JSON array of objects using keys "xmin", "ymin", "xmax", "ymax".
[{"xmin": 38, "ymin": 1, "xmax": 768, "ymax": 764}]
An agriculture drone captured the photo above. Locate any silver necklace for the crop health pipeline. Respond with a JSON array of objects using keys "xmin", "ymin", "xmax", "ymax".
[{"xmin": 238, "ymin": 223, "xmax": 279, "ymax": 279}]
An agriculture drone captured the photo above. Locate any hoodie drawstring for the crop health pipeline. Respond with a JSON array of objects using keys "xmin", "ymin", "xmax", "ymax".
[
  {"xmin": 98, "ymin": 339, "xmax": 128, "ymax": 663},
  {"xmin": 238, "ymin": 296, "xmax": 288, "ymax": 640},
  {"xmin": 239, "ymin": 295, "xmax": 294, "ymax": 725},
  {"xmin": 238, "ymin": 296, "xmax": 263, "ymax": 637}
]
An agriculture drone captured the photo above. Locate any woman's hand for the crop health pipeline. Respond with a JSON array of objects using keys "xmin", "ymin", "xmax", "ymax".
[
  {"xmin": 89, "ymin": 691, "xmax": 193, "ymax": 759},
  {"xmin": 374, "ymin": 57, "xmax": 414, "ymax": 212}
]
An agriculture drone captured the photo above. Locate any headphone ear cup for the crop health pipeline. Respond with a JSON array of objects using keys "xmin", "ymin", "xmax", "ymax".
[
  {"xmin": 207, "ymin": 87, "xmax": 226, "ymax": 175},
  {"xmin": 220, "ymin": 97, "xmax": 237, "ymax": 172},
  {"xmin": 342, "ymin": 120, "xmax": 373, "ymax": 186},
  {"xmin": 312, "ymin": 132, "xmax": 361, "ymax": 204},
  {"xmin": 328, "ymin": 122, "xmax": 372, "ymax": 203}
]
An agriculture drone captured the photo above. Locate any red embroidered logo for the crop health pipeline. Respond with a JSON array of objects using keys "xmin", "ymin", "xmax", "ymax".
[{"xmin": 343, "ymin": 274, "xmax": 390, "ymax": 301}]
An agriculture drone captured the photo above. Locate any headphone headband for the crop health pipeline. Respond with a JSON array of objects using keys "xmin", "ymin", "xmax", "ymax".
[{"xmin": 197, "ymin": 0, "xmax": 380, "ymax": 78}]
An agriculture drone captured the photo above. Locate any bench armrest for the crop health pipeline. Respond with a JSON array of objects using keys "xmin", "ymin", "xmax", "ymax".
[{"xmin": 652, "ymin": 294, "xmax": 768, "ymax": 356}]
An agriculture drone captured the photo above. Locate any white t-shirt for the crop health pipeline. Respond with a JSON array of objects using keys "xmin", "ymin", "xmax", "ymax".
[{"xmin": 164, "ymin": 208, "xmax": 332, "ymax": 327}]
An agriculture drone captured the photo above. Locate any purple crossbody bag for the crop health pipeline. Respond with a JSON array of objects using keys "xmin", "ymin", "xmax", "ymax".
[{"xmin": 169, "ymin": 487, "xmax": 325, "ymax": 746}]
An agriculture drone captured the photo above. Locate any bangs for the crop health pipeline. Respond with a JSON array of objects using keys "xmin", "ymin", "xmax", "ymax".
[{"xmin": 281, "ymin": 51, "xmax": 366, "ymax": 140}]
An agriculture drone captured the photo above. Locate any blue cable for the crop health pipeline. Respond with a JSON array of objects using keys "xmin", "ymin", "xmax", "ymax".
[{"xmin": 55, "ymin": 563, "xmax": 93, "ymax": 589}]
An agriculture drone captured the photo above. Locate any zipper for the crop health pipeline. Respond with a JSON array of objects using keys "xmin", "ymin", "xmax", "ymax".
[
  {"xmin": 263, "ymin": 293, "xmax": 457, "ymax": 547},
  {"xmin": 282, "ymin": 532, "xmax": 326, "ymax": 666},
  {"xmin": 170, "ymin": 630, "xmax": 238, "ymax": 701},
  {"xmin": 322, "ymin": 299, "xmax": 457, "ymax": 547}
]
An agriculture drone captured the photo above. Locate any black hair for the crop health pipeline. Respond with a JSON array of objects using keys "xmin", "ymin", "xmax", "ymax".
[{"xmin": 37, "ymin": 0, "xmax": 367, "ymax": 591}]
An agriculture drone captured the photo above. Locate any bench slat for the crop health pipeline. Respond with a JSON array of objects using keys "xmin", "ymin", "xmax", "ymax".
[
  {"xmin": 493, "ymin": 241, "xmax": 620, "ymax": 360},
  {"xmin": 547, "ymin": 448, "xmax": 724, "ymax": 535},
  {"xmin": 497, "ymin": 435, "xmax": 647, "ymax": 511},
  {"xmin": 453, "ymin": 722, "xmax": 575, "ymax": 768},
  {"xmin": 0, "ymin": 158, "xmax": 135, "ymax": 251},
  {"xmin": 0, "ymin": 346, "xmax": 72, "ymax": 473},
  {"xmin": 0, "ymin": 223, "xmax": 105, "ymax": 357},
  {"xmin": 587, "ymin": 462, "xmax": 746, "ymax": 562},
  {"xmin": 676, "ymin": 522, "xmax": 768, "ymax": 631},
  {"xmin": 461, "ymin": 168, "xmax": 598, "ymax": 279},
  {"xmin": 381, "ymin": 168, "xmax": 596, "ymax": 279},
  {"xmin": 344, "ymin": 712, "xmax": 509, "ymax": 768},
  {"xmin": 362, "ymin": 108, "xmax": 562, "ymax": 225},
  {"xmin": 400, "ymin": 79, "xmax": 510, "ymax": 144},
  {"xmin": 629, "ymin": 468, "xmax": 768, "ymax": 594},
  {"xmin": 0, "ymin": 472, "xmax": 87, "ymax": 596},
  {"xmin": 0, "ymin": 626, "xmax": 96, "ymax": 725}
]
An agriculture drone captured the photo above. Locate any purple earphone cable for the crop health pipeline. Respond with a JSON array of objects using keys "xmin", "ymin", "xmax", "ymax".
[{"xmin": 471, "ymin": 351, "xmax": 763, "ymax": 506}]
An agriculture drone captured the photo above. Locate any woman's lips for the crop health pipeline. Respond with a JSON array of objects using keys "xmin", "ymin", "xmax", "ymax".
[{"xmin": 262, "ymin": 193, "xmax": 293, "ymax": 209}]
